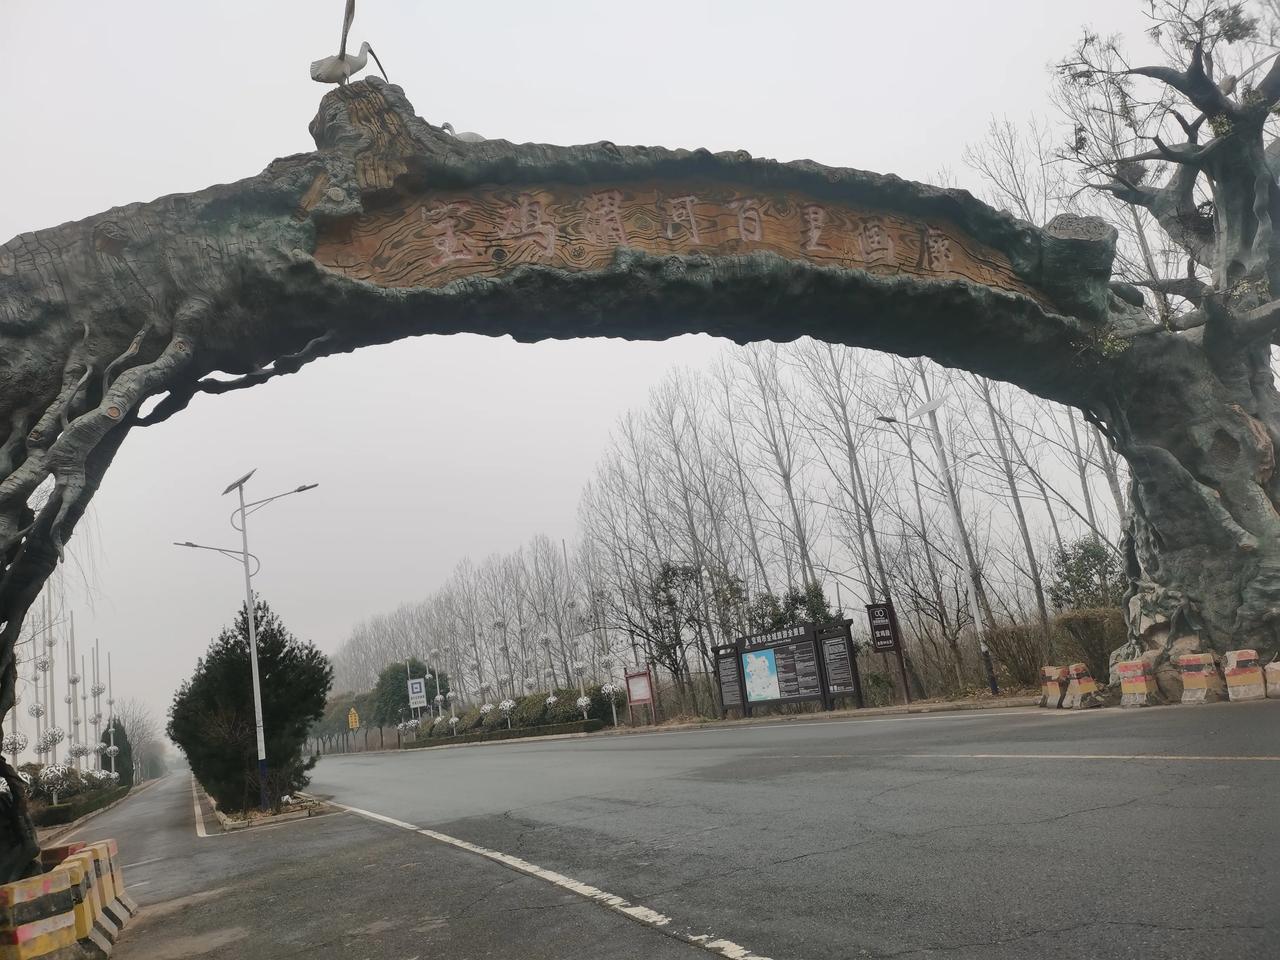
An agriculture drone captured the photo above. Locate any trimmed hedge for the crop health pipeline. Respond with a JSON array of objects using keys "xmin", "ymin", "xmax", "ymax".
[
  {"xmin": 510, "ymin": 693, "xmax": 548, "ymax": 728},
  {"xmin": 32, "ymin": 786, "xmax": 130, "ymax": 827},
  {"xmin": 403, "ymin": 718, "xmax": 604, "ymax": 750},
  {"xmin": 455, "ymin": 706, "xmax": 484, "ymax": 734},
  {"xmin": 544, "ymin": 688, "xmax": 586, "ymax": 725}
]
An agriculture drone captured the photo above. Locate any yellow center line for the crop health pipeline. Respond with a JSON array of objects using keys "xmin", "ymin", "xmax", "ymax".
[{"xmin": 756, "ymin": 753, "xmax": 1280, "ymax": 762}]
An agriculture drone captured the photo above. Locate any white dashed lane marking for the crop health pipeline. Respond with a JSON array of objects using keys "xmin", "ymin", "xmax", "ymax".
[{"xmin": 328, "ymin": 799, "xmax": 774, "ymax": 960}]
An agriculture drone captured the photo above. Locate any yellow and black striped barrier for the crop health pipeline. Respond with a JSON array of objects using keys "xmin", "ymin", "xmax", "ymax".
[
  {"xmin": 63, "ymin": 847, "xmax": 119, "ymax": 955},
  {"xmin": 0, "ymin": 838, "xmax": 138, "ymax": 960},
  {"xmin": 0, "ymin": 869, "xmax": 78, "ymax": 960}
]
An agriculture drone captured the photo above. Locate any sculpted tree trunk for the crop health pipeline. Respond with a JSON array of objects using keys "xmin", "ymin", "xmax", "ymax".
[
  {"xmin": 1, "ymin": 24, "xmax": 1278, "ymax": 873},
  {"xmin": 1057, "ymin": 13, "xmax": 1280, "ymax": 679}
]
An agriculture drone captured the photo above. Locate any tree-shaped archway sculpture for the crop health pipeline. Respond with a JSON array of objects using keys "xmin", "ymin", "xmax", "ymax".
[{"xmin": 2, "ymin": 52, "xmax": 1279, "ymax": 877}]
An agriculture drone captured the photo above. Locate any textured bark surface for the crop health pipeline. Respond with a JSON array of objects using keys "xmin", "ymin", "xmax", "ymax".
[{"xmin": 0, "ymin": 77, "xmax": 1277, "ymax": 876}]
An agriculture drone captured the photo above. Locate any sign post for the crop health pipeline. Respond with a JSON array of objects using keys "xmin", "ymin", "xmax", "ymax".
[
  {"xmin": 347, "ymin": 706, "xmax": 360, "ymax": 732},
  {"xmin": 866, "ymin": 600, "xmax": 910, "ymax": 704},
  {"xmin": 624, "ymin": 667, "xmax": 656, "ymax": 725}
]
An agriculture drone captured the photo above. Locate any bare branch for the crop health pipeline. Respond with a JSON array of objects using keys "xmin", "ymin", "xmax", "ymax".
[
  {"xmin": 1126, "ymin": 42, "xmax": 1234, "ymax": 116},
  {"xmin": 1134, "ymin": 275, "xmax": 1209, "ymax": 304}
]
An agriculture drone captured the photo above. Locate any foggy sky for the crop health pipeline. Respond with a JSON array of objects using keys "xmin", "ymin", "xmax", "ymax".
[{"xmin": 0, "ymin": 1, "xmax": 1153, "ymax": 729}]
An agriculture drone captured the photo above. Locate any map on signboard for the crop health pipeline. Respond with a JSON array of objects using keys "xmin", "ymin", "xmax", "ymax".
[{"xmin": 743, "ymin": 650, "xmax": 782, "ymax": 702}]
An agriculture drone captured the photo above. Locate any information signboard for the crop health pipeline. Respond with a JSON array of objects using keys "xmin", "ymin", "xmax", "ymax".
[
  {"xmin": 407, "ymin": 676, "xmax": 429, "ymax": 709},
  {"xmin": 816, "ymin": 620, "xmax": 862, "ymax": 707},
  {"xmin": 626, "ymin": 669, "xmax": 653, "ymax": 705},
  {"xmin": 625, "ymin": 668, "xmax": 657, "ymax": 725},
  {"xmin": 713, "ymin": 643, "xmax": 744, "ymax": 715},
  {"xmin": 738, "ymin": 623, "xmax": 825, "ymax": 712}
]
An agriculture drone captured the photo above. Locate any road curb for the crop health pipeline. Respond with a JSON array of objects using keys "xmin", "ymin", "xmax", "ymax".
[
  {"xmin": 317, "ymin": 696, "xmax": 1042, "ymax": 758},
  {"xmin": 197, "ymin": 781, "xmax": 330, "ymax": 832}
]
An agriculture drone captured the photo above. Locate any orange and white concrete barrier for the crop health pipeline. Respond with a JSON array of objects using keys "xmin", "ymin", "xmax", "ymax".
[
  {"xmin": 36, "ymin": 844, "xmax": 82, "ymax": 876},
  {"xmin": 1224, "ymin": 649, "xmax": 1266, "ymax": 702},
  {"xmin": 1175, "ymin": 653, "xmax": 1225, "ymax": 703},
  {"xmin": 0, "ymin": 869, "xmax": 78, "ymax": 960},
  {"xmin": 1061, "ymin": 662, "xmax": 1099, "ymax": 709},
  {"xmin": 1116, "ymin": 658, "xmax": 1160, "ymax": 707},
  {"xmin": 1039, "ymin": 666, "xmax": 1067, "ymax": 709},
  {"xmin": 1266, "ymin": 661, "xmax": 1280, "ymax": 699}
]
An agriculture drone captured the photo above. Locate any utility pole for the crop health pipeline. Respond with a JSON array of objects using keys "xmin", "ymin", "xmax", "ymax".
[
  {"xmin": 232, "ymin": 477, "xmax": 270, "ymax": 812},
  {"xmin": 175, "ymin": 471, "xmax": 317, "ymax": 812},
  {"xmin": 876, "ymin": 400, "xmax": 999, "ymax": 695},
  {"xmin": 107, "ymin": 652, "xmax": 116, "ymax": 777}
]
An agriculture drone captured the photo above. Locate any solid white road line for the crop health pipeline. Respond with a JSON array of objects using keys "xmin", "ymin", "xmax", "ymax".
[
  {"xmin": 191, "ymin": 775, "xmax": 208, "ymax": 838},
  {"xmin": 329, "ymin": 799, "xmax": 774, "ymax": 960},
  {"xmin": 318, "ymin": 710, "xmax": 1060, "ymax": 763},
  {"xmin": 756, "ymin": 752, "xmax": 1280, "ymax": 762},
  {"xmin": 565, "ymin": 709, "xmax": 1053, "ymax": 743}
]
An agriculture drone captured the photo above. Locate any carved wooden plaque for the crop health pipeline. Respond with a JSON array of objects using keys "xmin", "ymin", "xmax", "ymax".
[{"xmin": 315, "ymin": 181, "xmax": 1049, "ymax": 306}]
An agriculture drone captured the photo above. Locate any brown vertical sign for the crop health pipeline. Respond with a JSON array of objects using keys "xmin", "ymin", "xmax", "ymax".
[{"xmin": 866, "ymin": 600, "xmax": 911, "ymax": 705}]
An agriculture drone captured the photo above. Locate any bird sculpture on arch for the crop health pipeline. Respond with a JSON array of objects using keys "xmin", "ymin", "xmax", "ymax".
[{"xmin": 310, "ymin": 0, "xmax": 387, "ymax": 86}]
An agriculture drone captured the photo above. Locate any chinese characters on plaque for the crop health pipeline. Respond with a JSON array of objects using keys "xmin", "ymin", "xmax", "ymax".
[{"xmin": 317, "ymin": 182, "xmax": 1048, "ymax": 308}]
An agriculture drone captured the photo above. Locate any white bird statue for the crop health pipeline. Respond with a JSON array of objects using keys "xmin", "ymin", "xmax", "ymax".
[
  {"xmin": 441, "ymin": 122, "xmax": 486, "ymax": 143},
  {"xmin": 310, "ymin": 0, "xmax": 387, "ymax": 86}
]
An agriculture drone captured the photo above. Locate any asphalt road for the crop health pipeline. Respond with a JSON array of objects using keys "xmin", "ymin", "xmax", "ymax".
[
  {"xmin": 305, "ymin": 702, "xmax": 1280, "ymax": 959},
  {"xmin": 77, "ymin": 770, "xmax": 716, "ymax": 959}
]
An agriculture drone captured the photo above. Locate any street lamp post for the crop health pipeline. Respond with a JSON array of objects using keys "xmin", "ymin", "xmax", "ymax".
[
  {"xmin": 106, "ymin": 652, "xmax": 116, "ymax": 777},
  {"xmin": 175, "ymin": 470, "xmax": 317, "ymax": 812},
  {"xmin": 876, "ymin": 404, "xmax": 999, "ymax": 695}
]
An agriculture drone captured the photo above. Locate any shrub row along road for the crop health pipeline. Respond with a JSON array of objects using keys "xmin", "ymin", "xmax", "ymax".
[{"xmin": 88, "ymin": 703, "xmax": 1277, "ymax": 958}]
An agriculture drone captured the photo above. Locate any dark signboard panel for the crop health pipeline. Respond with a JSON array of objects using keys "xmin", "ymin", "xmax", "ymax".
[
  {"xmin": 714, "ymin": 643, "xmax": 743, "ymax": 712},
  {"xmin": 866, "ymin": 603, "xmax": 900, "ymax": 652},
  {"xmin": 817, "ymin": 620, "xmax": 863, "ymax": 708},
  {"xmin": 864, "ymin": 599, "xmax": 912, "ymax": 704},
  {"xmin": 770, "ymin": 640, "xmax": 822, "ymax": 700},
  {"xmin": 817, "ymin": 625, "xmax": 855, "ymax": 693}
]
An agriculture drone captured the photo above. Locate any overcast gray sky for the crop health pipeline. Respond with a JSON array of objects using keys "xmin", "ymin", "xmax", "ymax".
[{"xmin": 1, "ymin": 1, "xmax": 1154, "ymax": 726}]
